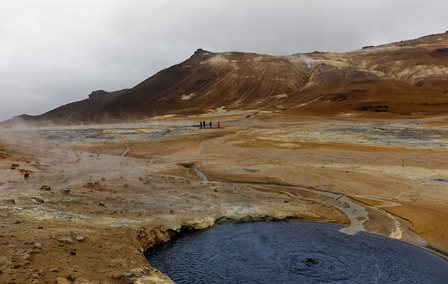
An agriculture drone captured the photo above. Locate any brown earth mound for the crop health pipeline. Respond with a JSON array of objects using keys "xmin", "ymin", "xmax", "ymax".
[{"xmin": 3, "ymin": 32, "xmax": 448, "ymax": 126}]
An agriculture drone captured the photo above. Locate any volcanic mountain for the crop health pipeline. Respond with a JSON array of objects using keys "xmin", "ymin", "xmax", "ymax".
[{"xmin": 5, "ymin": 32, "xmax": 448, "ymax": 125}]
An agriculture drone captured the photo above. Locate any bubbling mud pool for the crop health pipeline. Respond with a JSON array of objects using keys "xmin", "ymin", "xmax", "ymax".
[{"xmin": 145, "ymin": 222, "xmax": 448, "ymax": 284}]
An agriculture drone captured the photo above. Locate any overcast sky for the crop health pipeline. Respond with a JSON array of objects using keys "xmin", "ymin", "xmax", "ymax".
[{"xmin": 0, "ymin": 0, "xmax": 446, "ymax": 121}]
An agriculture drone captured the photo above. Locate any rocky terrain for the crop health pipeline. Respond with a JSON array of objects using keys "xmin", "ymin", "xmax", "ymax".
[{"xmin": 1, "ymin": 111, "xmax": 448, "ymax": 283}]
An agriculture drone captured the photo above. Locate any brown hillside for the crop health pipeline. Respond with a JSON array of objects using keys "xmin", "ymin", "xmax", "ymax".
[{"xmin": 4, "ymin": 32, "xmax": 448, "ymax": 125}]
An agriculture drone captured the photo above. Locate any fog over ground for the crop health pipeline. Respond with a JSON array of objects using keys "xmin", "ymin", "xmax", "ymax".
[{"xmin": 0, "ymin": 0, "xmax": 446, "ymax": 121}]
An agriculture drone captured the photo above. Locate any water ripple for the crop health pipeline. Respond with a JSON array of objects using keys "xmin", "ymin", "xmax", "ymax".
[{"xmin": 146, "ymin": 222, "xmax": 448, "ymax": 284}]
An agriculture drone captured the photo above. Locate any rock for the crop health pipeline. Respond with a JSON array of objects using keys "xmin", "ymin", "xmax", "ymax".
[
  {"xmin": 60, "ymin": 236, "xmax": 74, "ymax": 244},
  {"xmin": 342, "ymin": 202, "xmax": 350, "ymax": 208},
  {"xmin": 38, "ymin": 226, "xmax": 43, "ymax": 229},
  {"xmin": 33, "ymin": 197, "xmax": 45, "ymax": 203},
  {"xmin": 52, "ymin": 235, "xmax": 74, "ymax": 244},
  {"xmin": 61, "ymin": 188, "xmax": 71, "ymax": 194},
  {"xmin": 120, "ymin": 272, "xmax": 135, "ymax": 283},
  {"xmin": 56, "ymin": 277, "xmax": 71, "ymax": 284},
  {"xmin": 40, "ymin": 185, "xmax": 51, "ymax": 191},
  {"xmin": 34, "ymin": 243, "xmax": 42, "ymax": 249},
  {"xmin": 101, "ymin": 177, "xmax": 106, "ymax": 181},
  {"xmin": 66, "ymin": 273, "xmax": 76, "ymax": 281},
  {"xmin": 75, "ymin": 236, "xmax": 85, "ymax": 242},
  {"xmin": 7, "ymin": 198, "xmax": 15, "ymax": 203},
  {"xmin": 49, "ymin": 267, "xmax": 59, "ymax": 272},
  {"xmin": 98, "ymin": 201, "xmax": 105, "ymax": 207},
  {"xmin": 139, "ymin": 268, "xmax": 151, "ymax": 275},
  {"xmin": 112, "ymin": 273, "xmax": 122, "ymax": 280},
  {"xmin": 0, "ymin": 212, "xmax": 7, "ymax": 217}
]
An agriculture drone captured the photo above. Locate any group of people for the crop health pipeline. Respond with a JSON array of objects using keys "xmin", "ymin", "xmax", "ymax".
[{"xmin": 200, "ymin": 120, "xmax": 221, "ymax": 128}]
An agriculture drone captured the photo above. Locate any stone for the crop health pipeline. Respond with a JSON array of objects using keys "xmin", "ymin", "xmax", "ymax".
[
  {"xmin": 0, "ymin": 212, "xmax": 7, "ymax": 217},
  {"xmin": 33, "ymin": 197, "xmax": 45, "ymax": 203},
  {"xmin": 66, "ymin": 273, "xmax": 76, "ymax": 281},
  {"xmin": 139, "ymin": 268, "xmax": 151, "ymax": 275},
  {"xmin": 112, "ymin": 273, "xmax": 122, "ymax": 280},
  {"xmin": 120, "ymin": 272, "xmax": 135, "ymax": 283},
  {"xmin": 40, "ymin": 185, "xmax": 51, "ymax": 191},
  {"xmin": 56, "ymin": 277, "xmax": 71, "ymax": 284},
  {"xmin": 52, "ymin": 235, "xmax": 74, "ymax": 244},
  {"xmin": 34, "ymin": 243, "xmax": 42, "ymax": 249},
  {"xmin": 75, "ymin": 236, "xmax": 85, "ymax": 242},
  {"xmin": 98, "ymin": 201, "xmax": 105, "ymax": 207},
  {"xmin": 61, "ymin": 188, "xmax": 71, "ymax": 194},
  {"xmin": 49, "ymin": 267, "xmax": 59, "ymax": 272}
]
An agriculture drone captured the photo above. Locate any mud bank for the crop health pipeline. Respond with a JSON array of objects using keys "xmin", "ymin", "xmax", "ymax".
[{"xmin": 0, "ymin": 141, "xmax": 347, "ymax": 283}]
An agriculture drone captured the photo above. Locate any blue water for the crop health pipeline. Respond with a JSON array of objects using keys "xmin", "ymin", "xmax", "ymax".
[{"xmin": 145, "ymin": 222, "xmax": 448, "ymax": 284}]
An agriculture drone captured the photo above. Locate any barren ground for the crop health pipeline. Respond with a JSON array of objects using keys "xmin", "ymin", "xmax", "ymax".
[{"xmin": 1, "ymin": 112, "xmax": 447, "ymax": 283}]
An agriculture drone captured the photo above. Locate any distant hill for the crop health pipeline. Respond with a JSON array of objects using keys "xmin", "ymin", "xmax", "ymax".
[{"xmin": 4, "ymin": 32, "xmax": 448, "ymax": 125}]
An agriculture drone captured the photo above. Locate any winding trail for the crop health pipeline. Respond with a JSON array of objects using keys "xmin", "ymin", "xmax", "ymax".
[{"xmin": 193, "ymin": 168, "xmax": 370, "ymax": 235}]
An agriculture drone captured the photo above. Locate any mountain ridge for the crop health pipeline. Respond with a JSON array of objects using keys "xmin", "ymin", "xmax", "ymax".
[{"xmin": 4, "ymin": 32, "xmax": 448, "ymax": 125}]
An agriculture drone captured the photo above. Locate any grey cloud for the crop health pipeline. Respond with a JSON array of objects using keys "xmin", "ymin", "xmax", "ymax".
[{"xmin": 0, "ymin": 0, "xmax": 447, "ymax": 121}]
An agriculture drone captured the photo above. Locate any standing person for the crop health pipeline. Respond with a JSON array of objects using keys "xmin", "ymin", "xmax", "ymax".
[
  {"xmin": 209, "ymin": 121, "xmax": 212, "ymax": 128},
  {"xmin": 217, "ymin": 121, "xmax": 221, "ymax": 128},
  {"xmin": 200, "ymin": 121, "xmax": 203, "ymax": 128},
  {"xmin": 203, "ymin": 121, "xmax": 206, "ymax": 128}
]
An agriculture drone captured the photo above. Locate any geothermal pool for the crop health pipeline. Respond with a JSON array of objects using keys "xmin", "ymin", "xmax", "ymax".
[{"xmin": 146, "ymin": 222, "xmax": 448, "ymax": 284}]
